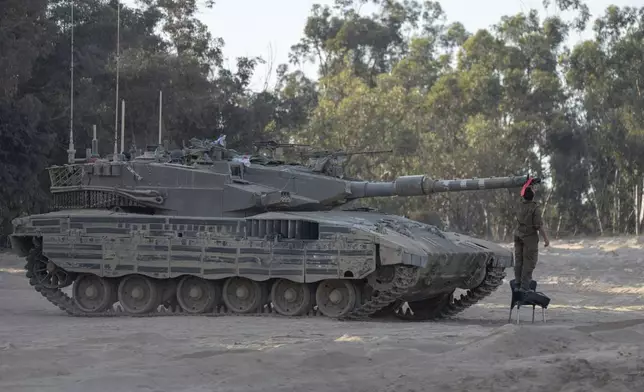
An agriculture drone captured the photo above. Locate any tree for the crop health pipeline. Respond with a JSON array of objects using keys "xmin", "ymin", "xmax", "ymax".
[
  {"xmin": 0, "ymin": 0, "xmax": 55, "ymax": 243},
  {"xmin": 2, "ymin": 0, "xmax": 642, "ymax": 244}
]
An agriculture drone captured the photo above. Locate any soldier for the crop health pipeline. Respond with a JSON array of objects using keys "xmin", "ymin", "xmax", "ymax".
[{"xmin": 513, "ymin": 180, "xmax": 549, "ymax": 293}]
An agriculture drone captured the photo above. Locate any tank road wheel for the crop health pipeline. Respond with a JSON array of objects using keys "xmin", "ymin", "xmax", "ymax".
[
  {"xmin": 72, "ymin": 274, "xmax": 116, "ymax": 313},
  {"xmin": 30, "ymin": 257, "xmax": 74, "ymax": 289},
  {"xmin": 270, "ymin": 279, "xmax": 312, "ymax": 316},
  {"xmin": 315, "ymin": 280, "xmax": 358, "ymax": 318},
  {"xmin": 176, "ymin": 276, "xmax": 220, "ymax": 314},
  {"xmin": 117, "ymin": 275, "xmax": 161, "ymax": 314},
  {"xmin": 222, "ymin": 277, "xmax": 263, "ymax": 313}
]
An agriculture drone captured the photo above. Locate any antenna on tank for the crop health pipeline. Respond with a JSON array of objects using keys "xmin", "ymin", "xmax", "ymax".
[
  {"xmin": 121, "ymin": 99, "xmax": 125, "ymax": 154},
  {"xmin": 92, "ymin": 124, "xmax": 98, "ymax": 156},
  {"xmin": 67, "ymin": 0, "xmax": 76, "ymax": 164},
  {"xmin": 113, "ymin": 0, "xmax": 121, "ymax": 160},
  {"xmin": 158, "ymin": 90, "xmax": 163, "ymax": 145}
]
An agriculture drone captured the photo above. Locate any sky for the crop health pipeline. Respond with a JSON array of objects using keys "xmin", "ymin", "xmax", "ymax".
[{"xmin": 124, "ymin": 0, "xmax": 640, "ymax": 90}]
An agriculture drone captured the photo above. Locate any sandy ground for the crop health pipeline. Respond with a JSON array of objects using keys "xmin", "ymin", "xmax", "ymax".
[{"xmin": 1, "ymin": 236, "xmax": 643, "ymax": 392}]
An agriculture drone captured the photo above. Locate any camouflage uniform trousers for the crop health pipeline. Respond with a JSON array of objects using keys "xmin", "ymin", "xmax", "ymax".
[{"xmin": 513, "ymin": 234, "xmax": 539, "ymax": 290}]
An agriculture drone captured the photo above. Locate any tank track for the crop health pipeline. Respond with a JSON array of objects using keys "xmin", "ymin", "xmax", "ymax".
[
  {"xmin": 394, "ymin": 264, "xmax": 506, "ymax": 321},
  {"xmin": 23, "ymin": 244, "xmax": 420, "ymax": 321}
]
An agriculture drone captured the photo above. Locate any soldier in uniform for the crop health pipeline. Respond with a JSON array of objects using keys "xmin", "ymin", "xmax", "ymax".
[{"xmin": 513, "ymin": 179, "xmax": 549, "ymax": 292}]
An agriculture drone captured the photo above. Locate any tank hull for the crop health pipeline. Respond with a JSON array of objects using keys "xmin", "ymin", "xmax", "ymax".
[{"xmin": 10, "ymin": 209, "xmax": 513, "ymax": 320}]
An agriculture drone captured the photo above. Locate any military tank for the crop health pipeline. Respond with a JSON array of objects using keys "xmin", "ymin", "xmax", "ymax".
[{"xmin": 9, "ymin": 136, "xmax": 538, "ymax": 321}]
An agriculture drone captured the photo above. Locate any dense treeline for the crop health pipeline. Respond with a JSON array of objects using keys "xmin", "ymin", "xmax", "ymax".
[{"xmin": 1, "ymin": 0, "xmax": 643, "ymax": 244}]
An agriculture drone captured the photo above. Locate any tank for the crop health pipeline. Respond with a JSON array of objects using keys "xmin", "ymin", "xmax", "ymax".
[{"xmin": 9, "ymin": 137, "xmax": 539, "ymax": 321}]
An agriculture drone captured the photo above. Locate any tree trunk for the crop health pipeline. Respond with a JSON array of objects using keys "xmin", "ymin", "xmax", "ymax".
[
  {"xmin": 639, "ymin": 176, "xmax": 644, "ymax": 234},
  {"xmin": 479, "ymin": 200, "xmax": 491, "ymax": 240},
  {"xmin": 541, "ymin": 186, "xmax": 553, "ymax": 232},
  {"xmin": 636, "ymin": 176, "xmax": 644, "ymax": 236},
  {"xmin": 635, "ymin": 182, "xmax": 640, "ymax": 236},
  {"xmin": 617, "ymin": 172, "xmax": 621, "ymax": 233},
  {"xmin": 587, "ymin": 165, "xmax": 604, "ymax": 235},
  {"xmin": 613, "ymin": 168, "xmax": 619, "ymax": 234}
]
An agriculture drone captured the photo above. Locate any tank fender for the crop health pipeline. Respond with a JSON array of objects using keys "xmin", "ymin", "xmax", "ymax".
[
  {"xmin": 368, "ymin": 226, "xmax": 429, "ymax": 268},
  {"xmin": 378, "ymin": 244, "xmax": 428, "ymax": 268}
]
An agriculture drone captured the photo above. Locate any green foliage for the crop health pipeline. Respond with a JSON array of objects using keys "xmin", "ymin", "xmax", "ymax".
[
  {"xmin": 0, "ymin": 0, "xmax": 304, "ymax": 241},
  {"xmin": 291, "ymin": 0, "xmax": 644, "ymax": 238},
  {"xmin": 2, "ymin": 0, "xmax": 644, "ymax": 244}
]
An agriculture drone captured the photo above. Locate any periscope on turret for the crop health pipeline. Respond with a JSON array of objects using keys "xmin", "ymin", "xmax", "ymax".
[{"xmin": 10, "ymin": 136, "xmax": 539, "ymax": 321}]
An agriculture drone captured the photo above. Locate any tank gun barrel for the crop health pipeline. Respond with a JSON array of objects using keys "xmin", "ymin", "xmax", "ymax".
[{"xmin": 348, "ymin": 175, "xmax": 538, "ymax": 198}]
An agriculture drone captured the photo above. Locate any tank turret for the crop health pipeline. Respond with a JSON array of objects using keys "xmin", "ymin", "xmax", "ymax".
[
  {"xmin": 10, "ymin": 136, "xmax": 540, "ymax": 323},
  {"xmin": 40, "ymin": 138, "xmax": 538, "ymax": 216}
]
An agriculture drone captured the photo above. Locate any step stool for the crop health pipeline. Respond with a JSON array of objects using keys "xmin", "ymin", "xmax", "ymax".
[{"xmin": 508, "ymin": 279, "xmax": 551, "ymax": 324}]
